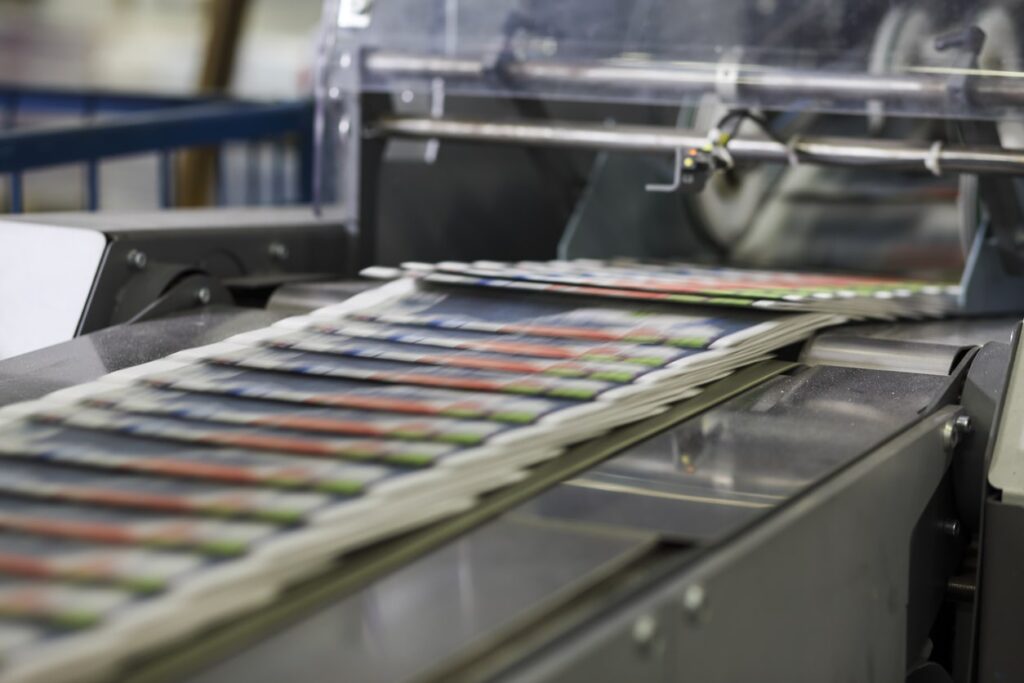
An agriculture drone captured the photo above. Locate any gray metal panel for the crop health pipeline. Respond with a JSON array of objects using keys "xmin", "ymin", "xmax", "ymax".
[
  {"xmin": 12, "ymin": 206, "xmax": 353, "ymax": 335},
  {"xmin": 976, "ymin": 499, "xmax": 1024, "ymax": 681},
  {"xmin": 518, "ymin": 366, "xmax": 948, "ymax": 542},
  {"xmin": 503, "ymin": 408, "xmax": 959, "ymax": 683},
  {"xmin": 5, "ymin": 207, "xmax": 345, "ymax": 233},
  {"xmin": 832, "ymin": 317, "xmax": 1019, "ymax": 347},
  {"xmin": 0, "ymin": 308, "xmax": 286, "ymax": 407},
  {"xmin": 186, "ymin": 517, "xmax": 656, "ymax": 683}
]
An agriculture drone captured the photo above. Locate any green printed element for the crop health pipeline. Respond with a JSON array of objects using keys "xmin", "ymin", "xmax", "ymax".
[
  {"xmin": 491, "ymin": 411, "xmax": 537, "ymax": 424},
  {"xmin": 668, "ymin": 336, "xmax": 713, "ymax": 348},
  {"xmin": 439, "ymin": 432, "xmax": 485, "ymax": 446},
  {"xmin": 581, "ymin": 352, "xmax": 664, "ymax": 367},
  {"xmin": 60, "ymin": 569, "xmax": 163, "ymax": 594},
  {"xmin": 590, "ymin": 371, "xmax": 637, "ymax": 383},
  {"xmin": 120, "ymin": 576, "xmax": 167, "ymax": 595},
  {"xmin": 549, "ymin": 387, "xmax": 599, "ymax": 400},
  {"xmin": 580, "ymin": 353, "xmax": 618, "ymax": 363},
  {"xmin": 631, "ymin": 356, "xmax": 669, "ymax": 367},
  {"xmin": 504, "ymin": 384, "xmax": 544, "ymax": 395},
  {"xmin": 623, "ymin": 334, "xmax": 662, "ymax": 344},
  {"xmin": 392, "ymin": 429, "xmax": 433, "ymax": 440},
  {"xmin": 340, "ymin": 448, "xmax": 379, "ymax": 460},
  {"xmin": 51, "ymin": 610, "xmax": 102, "ymax": 630},
  {"xmin": 204, "ymin": 505, "xmax": 244, "ymax": 519},
  {"xmin": 254, "ymin": 510, "xmax": 304, "ymax": 525},
  {"xmin": 386, "ymin": 453, "xmax": 437, "ymax": 468},
  {"xmin": 441, "ymin": 408, "xmax": 486, "ymax": 419},
  {"xmin": 544, "ymin": 367, "xmax": 586, "ymax": 378},
  {"xmin": 199, "ymin": 540, "xmax": 250, "ymax": 557},
  {"xmin": 703, "ymin": 297, "xmax": 755, "ymax": 307},
  {"xmin": 320, "ymin": 480, "xmax": 365, "ymax": 496}
]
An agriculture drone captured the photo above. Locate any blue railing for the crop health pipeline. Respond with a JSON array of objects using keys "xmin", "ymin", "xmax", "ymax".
[{"xmin": 0, "ymin": 85, "xmax": 314, "ymax": 212}]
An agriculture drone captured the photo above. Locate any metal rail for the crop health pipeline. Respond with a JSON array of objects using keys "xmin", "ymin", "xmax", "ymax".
[
  {"xmin": 375, "ymin": 116, "xmax": 1024, "ymax": 176},
  {"xmin": 364, "ymin": 52, "xmax": 1024, "ymax": 109}
]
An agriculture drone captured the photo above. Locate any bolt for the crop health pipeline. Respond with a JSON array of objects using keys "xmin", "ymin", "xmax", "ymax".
[
  {"xmin": 339, "ymin": 52, "xmax": 352, "ymax": 69},
  {"xmin": 268, "ymin": 242, "xmax": 289, "ymax": 262},
  {"xmin": 939, "ymin": 519, "xmax": 961, "ymax": 538},
  {"xmin": 943, "ymin": 413, "xmax": 973, "ymax": 452},
  {"xmin": 338, "ymin": 116, "xmax": 351, "ymax": 137},
  {"xmin": 631, "ymin": 614, "xmax": 657, "ymax": 648},
  {"xmin": 942, "ymin": 420, "xmax": 960, "ymax": 452},
  {"xmin": 195, "ymin": 287, "xmax": 211, "ymax": 305},
  {"xmin": 955, "ymin": 414, "xmax": 972, "ymax": 434},
  {"xmin": 681, "ymin": 584, "xmax": 706, "ymax": 621},
  {"xmin": 947, "ymin": 577, "xmax": 976, "ymax": 603},
  {"xmin": 126, "ymin": 249, "xmax": 147, "ymax": 270}
]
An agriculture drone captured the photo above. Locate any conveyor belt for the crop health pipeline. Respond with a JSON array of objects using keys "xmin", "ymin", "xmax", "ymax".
[{"xmin": 121, "ymin": 362, "xmax": 948, "ymax": 683}]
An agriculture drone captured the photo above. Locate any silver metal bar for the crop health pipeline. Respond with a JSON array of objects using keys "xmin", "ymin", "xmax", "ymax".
[
  {"xmin": 365, "ymin": 52, "xmax": 1024, "ymax": 106},
  {"xmin": 374, "ymin": 116, "xmax": 1024, "ymax": 175}
]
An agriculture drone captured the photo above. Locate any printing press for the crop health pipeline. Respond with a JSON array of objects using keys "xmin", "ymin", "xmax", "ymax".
[{"xmin": 5, "ymin": 0, "xmax": 1024, "ymax": 681}]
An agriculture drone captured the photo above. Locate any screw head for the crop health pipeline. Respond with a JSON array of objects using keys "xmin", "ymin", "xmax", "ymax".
[
  {"xmin": 940, "ymin": 519, "xmax": 961, "ymax": 538},
  {"xmin": 682, "ymin": 584, "xmax": 706, "ymax": 617},
  {"xmin": 942, "ymin": 419, "xmax": 960, "ymax": 452},
  {"xmin": 126, "ymin": 249, "xmax": 147, "ymax": 270},
  {"xmin": 631, "ymin": 614, "xmax": 657, "ymax": 647},
  {"xmin": 195, "ymin": 287, "xmax": 212, "ymax": 305},
  {"xmin": 268, "ymin": 242, "xmax": 289, "ymax": 262},
  {"xmin": 955, "ymin": 414, "xmax": 972, "ymax": 434}
]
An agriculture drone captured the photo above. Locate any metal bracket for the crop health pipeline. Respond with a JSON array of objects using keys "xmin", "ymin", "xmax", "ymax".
[
  {"xmin": 714, "ymin": 47, "xmax": 744, "ymax": 103},
  {"xmin": 645, "ymin": 148, "xmax": 712, "ymax": 194},
  {"xmin": 959, "ymin": 220, "xmax": 1024, "ymax": 314}
]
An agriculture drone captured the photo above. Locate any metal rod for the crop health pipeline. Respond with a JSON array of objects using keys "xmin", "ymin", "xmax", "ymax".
[
  {"xmin": 365, "ymin": 52, "xmax": 1024, "ymax": 108},
  {"xmin": 0, "ymin": 101, "xmax": 312, "ymax": 174},
  {"xmin": 272, "ymin": 138, "xmax": 286, "ymax": 204},
  {"xmin": 9, "ymin": 172, "xmax": 23, "ymax": 213},
  {"xmin": 375, "ymin": 116, "xmax": 1024, "ymax": 176},
  {"xmin": 246, "ymin": 140, "xmax": 261, "ymax": 205},
  {"xmin": 85, "ymin": 159, "xmax": 99, "ymax": 211},
  {"xmin": 158, "ymin": 151, "xmax": 173, "ymax": 208}
]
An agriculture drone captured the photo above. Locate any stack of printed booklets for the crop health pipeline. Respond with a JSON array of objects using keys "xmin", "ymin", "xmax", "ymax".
[{"xmin": 0, "ymin": 260, "xmax": 956, "ymax": 682}]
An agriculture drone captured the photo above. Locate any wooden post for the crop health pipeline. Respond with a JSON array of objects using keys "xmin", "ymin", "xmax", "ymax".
[{"xmin": 177, "ymin": 0, "xmax": 250, "ymax": 207}]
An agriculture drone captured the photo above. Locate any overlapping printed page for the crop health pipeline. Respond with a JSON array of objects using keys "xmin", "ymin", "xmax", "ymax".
[{"xmin": 0, "ymin": 259, "xmax": 956, "ymax": 682}]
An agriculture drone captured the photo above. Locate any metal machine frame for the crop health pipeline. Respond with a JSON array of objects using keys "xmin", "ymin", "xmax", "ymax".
[{"xmin": 316, "ymin": 0, "xmax": 1024, "ymax": 313}]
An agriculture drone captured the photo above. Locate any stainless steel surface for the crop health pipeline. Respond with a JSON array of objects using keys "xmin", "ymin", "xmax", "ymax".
[
  {"xmin": 364, "ymin": 52, "xmax": 1024, "ymax": 109},
  {"xmin": 0, "ymin": 307, "xmax": 286, "ymax": 407},
  {"xmin": 186, "ymin": 517, "xmax": 656, "ymax": 683},
  {"xmin": 375, "ymin": 117, "xmax": 1024, "ymax": 176},
  {"xmin": 517, "ymin": 365, "xmax": 948, "ymax": 543},
  {"xmin": 182, "ymin": 364, "xmax": 949, "ymax": 683},
  {"xmin": 800, "ymin": 336, "xmax": 964, "ymax": 375},
  {"xmin": 266, "ymin": 280, "xmax": 380, "ymax": 315},
  {"xmin": 519, "ymin": 407, "xmax": 960, "ymax": 683},
  {"xmin": 837, "ymin": 317, "xmax": 1020, "ymax": 347}
]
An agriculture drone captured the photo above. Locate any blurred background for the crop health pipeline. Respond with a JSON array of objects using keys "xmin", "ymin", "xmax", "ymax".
[
  {"xmin": 0, "ymin": 0, "xmax": 319, "ymax": 99},
  {"xmin": 0, "ymin": 0, "xmax": 322, "ymax": 211}
]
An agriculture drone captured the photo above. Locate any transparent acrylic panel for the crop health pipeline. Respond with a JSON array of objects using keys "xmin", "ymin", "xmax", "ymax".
[{"xmin": 323, "ymin": 0, "xmax": 1024, "ymax": 121}]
